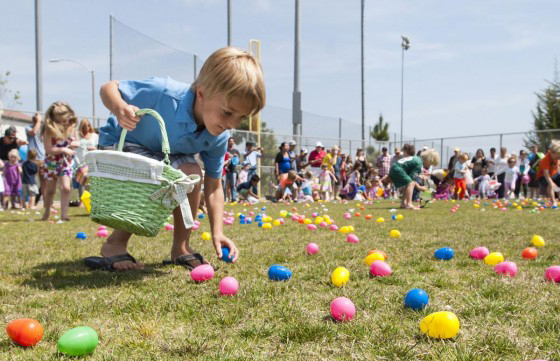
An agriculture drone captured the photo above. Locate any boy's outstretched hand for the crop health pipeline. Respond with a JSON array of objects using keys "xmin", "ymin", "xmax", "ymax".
[
  {"xmin": 213, "ymin": 233, "xmax": 239, "ymax": 262},
  {"xmin": 116, "ymin": 104, "xmax": 140, "ymax": 131}
]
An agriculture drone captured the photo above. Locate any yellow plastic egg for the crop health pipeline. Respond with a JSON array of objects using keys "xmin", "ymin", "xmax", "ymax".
[
  {"xmin": 348, "ymin": 226, "xmax": 355, "ymax": 232},
  {"xmin": 420, "ymin": 311, "xmax": 460, "ymax": 339},
  {"xmin": 376, "ymin": 217, "xmax": 385, "ymax": 223},
  {"xmin": 201, "ymin": 232, "xmax": 212, "ymax": 241},
  {"xmin": 325, "ymin": 218, "xmax": 333, "ymax": 225},
  {"xmin": 331, "ymin": 267, "xmax": 350, "ymax": 287},
  {"xmin": 262, "ymin": 222, "xmax": 272, "ymax": 230},
  {"xmin": 389, "ymin": 229, "xmax": 401, "ymax": 238},
  {"xmin": 303, "ymin": 218, "xmax": 312, "ymax": 225},
  {"xmin": 364, "ymin": 252, "xmax": 385, "ymax": 266},
  {"xmin": 484, "ymin": 252, "xmax": 504, "ymax": 265},
  {"xmin": 474, "ymin": 204, "xmax": 480, "ymax": 208},
  {"xmin": 263, "ymin": 216, "xmax": 272, "ymax": 223},
  {"xmin": 272, "ymin": 219, "xmax": 281, "ymax": 227},
  {"xmin": 235, "ymin": 212, "xmax": 241, "ymax": 219},
  {"xmin": 315, "ymin": 216, "xmax": 324, "ymax": 224},
  {"xmin": 516, "ymin": 206, "xmax": 522, "ymax": 210},
  {"xmin": 396, "ymin": 214, "xmax": 404, "ymax": 221},
  {"xmin": 279, "ymin": 210, "xmax": 288, "ymax": 218},
  {"xmin": 377, "ymin": 188, "xmax": 384, "ymax": 197},
  {"xmin": 531, "ymin": 235, "xmax": 545, "ymax": 247},
  {"xmin": 339, "ymin": 226, "xmax": 350, "ymax": 234}
]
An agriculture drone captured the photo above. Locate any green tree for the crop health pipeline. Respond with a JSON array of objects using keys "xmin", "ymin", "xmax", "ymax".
[
  {"xmin": 525, "ymin": 69, "xmax": 560, "ymax": 150},
  {"xmin": 371, "ymin": 113, "xmax": 389, "ymax": 141},
  {"xmin": 0, "ymin": 71, "xmax": 22, "ymax": 109}
]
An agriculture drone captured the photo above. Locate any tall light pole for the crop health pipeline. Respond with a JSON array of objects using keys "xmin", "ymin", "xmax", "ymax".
[
  {"xmin": 360, "ymin": 0, "xmax": 365, "ymax": 149},
  {"xmin": 227, "ymin": 0, "xmax": 232, "ymax": 46},
  {"xmin": 35, "ymin": 0, "xmax": 43, "ymax": 112},
  {"xmin": 292, "ymin": 0, "xmax": 302, "ymax": 140},
  {"xmin": 400, "ymin": 35, "xmax": 410, "ymax": 147},
  {"xmin": 49, "ymin": 58, "xmax": 96, "ymax": 125}
]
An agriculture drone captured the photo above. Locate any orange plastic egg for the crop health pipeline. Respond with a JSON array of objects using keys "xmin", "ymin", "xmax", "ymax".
[{"xmin": 6, "ymin": 318, "xmax": 44, "ymax": 347}]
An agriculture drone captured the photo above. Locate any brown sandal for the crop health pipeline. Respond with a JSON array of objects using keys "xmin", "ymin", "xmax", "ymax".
[{"xmin": 162, "ymin": 253, "xmax": 208, "ymax": 270}]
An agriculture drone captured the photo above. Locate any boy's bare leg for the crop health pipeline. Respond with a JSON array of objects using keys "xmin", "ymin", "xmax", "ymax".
[
  {"xmin": 41, "ymin": 178, "xmax": 57, "ymax": 220},
  {"xmin": 170, "ymin": 163, "xmax": 203, "ymax": 261},
  {"xmin": 100, "ymin": 230, "xmax": 143, "ymax": 270}
]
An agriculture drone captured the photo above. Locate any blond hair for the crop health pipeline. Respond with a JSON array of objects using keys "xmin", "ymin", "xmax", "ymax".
[
  {"xmin": 550, "ymin": 139, "xmax": 560, "ymax": 154},
  {"xmin": 420, "ymin": 148, "xmax": 440, "ymax": 166},
  {"xmin": 460, "ymin": 153, "xmax": 469, "ymax": 161},
  {"xmin": 191, "ymin": 47, "xmax": 265, "ymax": 115},
  {"xmin": 42, "ymin": 101, "xmax": 77, "ymax": 140},
  {"xmin": 79, "ymin": 118, "xmax": 94, "ymax": 138},
  {"xmin": 8, "ymin": 148, "xmax": 20, "ymax": 161}
]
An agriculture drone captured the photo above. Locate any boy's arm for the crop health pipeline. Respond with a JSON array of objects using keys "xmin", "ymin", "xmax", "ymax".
[
  {"xmin": 100, "ymin": 80, "xmax": 140, "ymax": 131},
  {"xmin": 205, "ymin": 174, "xmax": 239, "ymax": 262}
]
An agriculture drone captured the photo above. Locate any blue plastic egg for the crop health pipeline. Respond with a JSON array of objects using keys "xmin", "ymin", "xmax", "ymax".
[
  {"xmin": 239, "ymin": 214, "xmax": 245, "ymax": 220},
  {"xmin": 245, "ymin": 219, "xmax": 252, "ymax": 224},
  {"xmin": 404, "ymin": 288, "xmax": 429, "ymax": 310},
  {"xmin": 268, "ymin": 264, "xmax": 292, "ymax": 281},
  {"xmin": 391, "ymin": 214, "xmax": 397, "ymax": 220},
  {"xmin": 198, "ymin": 213, "xmax": 205, "ymax": 219},
  {"xmin": 76, "ymin": 232, "xmax": 87, "ymax": 240},
  {"xmin": 261, "ymin": 207, "xmax": 266, "ymax": 211},
  {"xmin": 221, "ymin": 247, "xmax": 234, "ymax": 263},
  {"xmin": 258, "ymin": 222, "xmax": 263, "ymax": 227},
  {"xmin": 255, "ymin": 215, "xmax": 262, "ymax": 222},
  {"xmin": 239, "ymin": 219, "xmax": 245, "ymax": 224},
  {"xmin": 434, "ymin": 247, "xmax": 454, "ymax": 260}
]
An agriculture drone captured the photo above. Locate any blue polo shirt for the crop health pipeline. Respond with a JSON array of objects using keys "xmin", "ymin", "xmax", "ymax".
[{"xmin": 99, "ymin": 77, "xmax": 228, "ymax": 179}]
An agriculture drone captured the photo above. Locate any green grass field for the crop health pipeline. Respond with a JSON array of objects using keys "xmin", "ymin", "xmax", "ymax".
[{"xmin": 1, "ymin": 199, "xmax": 559, "ymax": 361}]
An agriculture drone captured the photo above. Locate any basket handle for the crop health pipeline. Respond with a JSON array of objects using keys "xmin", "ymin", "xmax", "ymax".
[{"xmin": 117, "ymin": 109, "xmax": 171, "ymax": 165}]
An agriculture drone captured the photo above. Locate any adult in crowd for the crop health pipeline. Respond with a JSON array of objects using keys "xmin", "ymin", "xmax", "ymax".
[
  {"xmin": 376, "ymin": 146, "xmax": 392, "ymax": 179},
  {"xmin": 244, "ymin": 141, "xmax": 262, "ymax": 183},
  {"xmin": 71, "ymin": 118, "xmax": 99, "ymax": 206},
  {"xmin": 494, "ymin": 146, "xmax": 510, "ymax": 198},
  {"xmin": 486, "ymin": 147, "xmax": 497, "ymax": 177},
  {"xmin": 333, "ymin": 150, "xmax": 344, "ymax": 199},
  {"xmin": 528, "ymin": 144, "xmax": 544, "ymax": 198},
  {"xmin": 288, "ymin": 140, "xmax": 297, "ymax": 171},
  {"xmin": 308, "ymin": 142, "xmax": 326, "ymax": 178},
  {"xmin": 447, "ymin": 147, "xmax": 460, "ymax": 177},
  {"xmin": 274, "ymin": 142, "xmax": 292, "ymax": 180},
  {"xmin": 341, "ymin": 154, "xmax": 352, "ymax": 187},
  {"xmin": 223, "ymin": 137, "xmax": 240, "ymax": 202},
  {"xmin": 26, "ymin": 113, "xmax": 46, "ymax": 203},
  {"xmin": 471, "ymin": 148, "xmax": 487, "ymax": 179},
  {"xmin": 536, "ymin": 140, "xmax": 560, "ymax": 207},
  {"xmin": 296, "ymin": 148, "xmax": 308, "ymax": 175},
  {"xmin": 355, "ymin": 148, "xmax": 368, "ymax": 181},
  {"xmin": 0, "ymin": 126, "xmax": 27, "ymax": 162},
  {"xmin": 390, "ymin": 147, "xmax": 401, "ymax": 165},
  {"xmin": 321, "ymin": 145, "xmax": 339, "ymax": 197}
]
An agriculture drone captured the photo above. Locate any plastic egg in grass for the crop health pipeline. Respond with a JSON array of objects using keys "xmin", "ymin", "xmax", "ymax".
[
  {"xmin": 389, "ymin": 229, "xmax": 401, "ymax": 238},
  {"xmin": 545, "ymin": 266, "xmax": 560, "ymax": 283},
  {"xmin": 201, "ymin": 232, "xmax": 212, "ymax": 241},
  {"xmin": 6, "ymin": 318, "xmax": 43, "ymax": 347},
  {"xmin": 262, "ymin": 223, "xmax": 272, "ymax": 229},
  {"xmin": 369, "ymin": 249, "xmax": 388, "ymax": 259},
  {"xmin": 306, "ymin": 242, "xmax": 319, "ymax": 255},
  {"xmin": 330, "ymin": 297, "xmax": 356, "ymax": 322},
  {"xmin": 268, "ymin": 265, "xmax": 292, "ymax": 281},
  {"xmin": 57, "ymin": 326, "xmax": 98, "ymax": 356},
  {"xmin": 364, "ymin": 252, "xmax": 385, "ymax": 266},
  {"xmin": 339, "ymin": 226, "xmax": 350, "ymax": 234},
  {"xmin": 434, "ymin": 247, "xmax": 454, "ymax": 260},
  {"xmin": 219, "ymin": 277, "xmax": 239, "ymax": 295},
  {"xmin": 470, "ymin": 247, "xmax": 489, "ymax": 260},
  {"xmin": 346, "ymin": 234, "xmax": 359, "ymax": 243},
  {"xmin": 404, "ymin": 289, "xmax": 429, "ymax": 310},
  {"xmin": 484, "ymin": 252, "xmax": 504, "ymax": 265},
  {"xmin": 531, "ymin": 235, "xmax": 545, "ymax": 247},
  {"xmin": 370, "ymin": 261, "xmax": 392, "ymax": 277},
  {"xmin": 191, "ymin": 264, "xmax": 215, "ymax": 282},
  {"xmin": 331, "ymin": 267, "xmax": 350, "ymax": 287},
  {"xmin": 495, "ymin": 261, "xmax": 518, "ymax": 277},
  {"xmin": 419, "ymin": 311, "xmax": 460, "ymax": 339},
  {"xmin": 521, "ymin": 247, "xmax": 538, "ymax": 260}
]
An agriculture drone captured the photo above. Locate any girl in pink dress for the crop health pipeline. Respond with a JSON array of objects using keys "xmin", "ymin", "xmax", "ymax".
[{"xmin": 2, "ymin": 149, "xmax": 22, "ymax": 209}]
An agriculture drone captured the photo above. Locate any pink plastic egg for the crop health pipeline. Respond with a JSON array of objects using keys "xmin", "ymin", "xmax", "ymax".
[
  {"xmin": 248, "ymin": 211, "xmax": 255, "ymax": 216},
  {"xmin": 319, "ymin": 221, "xmax": 327, "ymax": 227},
  {"xmin": 346, "ymin": 234, "xmax": 359, "ymax": 243},
  {"xmin": 312, "ymin": 212, "xmax": 318, "ymax": 217},
  {"xmin": 307, "ymin": 224, "xmax": 317, "ymax": 231},
  {"xmin": 330, "ymin": 225, "xmax": 339, "ymax": 231},
  {"xmin": 279, "ymin": 218, "xmax": 285, "ymax": 225},
  {"xmin": 330, "ymin": 297, "xmax": 356, "ymax": 322},
  {"xmin": 219, "ymin": 276, "xmax": 239, "ymax": 295},
  {"xmin": 545, "ymin": 266, "xmax": 560, "ymax": 283},
  {"xmin": 370, "ymin": 260, "xmax": 392, "ymax": 277},
  {"xmin": 470, "ymin": 246, "xmax": 490, "ymax": 260},
  {"xmin": 190, "ymin": 264, "xmax": 215, "ymax": 282},
  {"xmin": 306, "ymin": 242, "xmax": 319, "ymax": 255},
  {"xmin": 164, "ymin": 224, "xmax": 174, "ymax": 231},
  {"xmin": 98, "ymin": 226, "xmax": 106, "ymax": 230},
  {"xmin": 96, "ymin": 230, "xmax": 109, "ymax": 237},
  {"xmin": 495, "ymin": 261, "xmax": 518, "ymax": 277},
  {"xmin": 194, "ymin": 221, "xmax": 201, "ymax": 226},
  {"xmin": 344, "ymin": 213, "xmax": 351, "ymax": 219}
]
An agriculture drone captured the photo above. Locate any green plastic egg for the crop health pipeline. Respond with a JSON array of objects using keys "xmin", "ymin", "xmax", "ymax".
[{"xmin": 57, "ymin": 326, "xmax": 98, "ymax": 356}]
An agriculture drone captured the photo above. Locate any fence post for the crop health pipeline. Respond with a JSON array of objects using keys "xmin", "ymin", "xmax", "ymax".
[
  {"xmin": 413, "ymin": 137, "xmax": 416, "ymax": 149},
  {"xmin": 349, "ymin": 140, "xmax": 352, "ymax": 158},
  {"xmin": 338, "ymin": 117, "xmax": 342, "ymax": 147},
  {"xmin": 440, "ymin": 138, "xmax": 444, "ymax": 168},
  {"xmin": 499, "ymin": 134, "xmax": 503, "ymax": 150}
]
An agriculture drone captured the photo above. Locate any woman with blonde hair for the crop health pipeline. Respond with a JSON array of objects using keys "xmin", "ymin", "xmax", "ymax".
[{"xmin": 71, "ymin": 118, "xmax": 99, "ymax": 205}]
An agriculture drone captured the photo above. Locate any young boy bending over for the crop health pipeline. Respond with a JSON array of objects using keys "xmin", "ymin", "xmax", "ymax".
[{"xmin": 86, "ymin": 47, "xmax": 265, "ymax": 271}]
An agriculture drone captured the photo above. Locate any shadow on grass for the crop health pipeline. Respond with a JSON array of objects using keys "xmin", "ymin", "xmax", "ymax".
[{"xmin": 20, "ymin": 259, "xmax": 168, "ymax": 290}]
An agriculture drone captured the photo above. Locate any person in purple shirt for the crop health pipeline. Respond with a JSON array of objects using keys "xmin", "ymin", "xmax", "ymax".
[{"xmin": 86, "ymin": 47, "xmax": 265, "ymax": 271}]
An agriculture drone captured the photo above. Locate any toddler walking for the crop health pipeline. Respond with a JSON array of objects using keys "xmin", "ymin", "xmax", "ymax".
[
  {"xmin": 504, "ymin": 156, "xmax": 519, "ymax": 199},
  {"xmin": 2, "ymin": 149, "xmax": 22, "ymax": 209},
  {"xmin": 22, "ymin": 149, "xmax": 39, "ymax": 209}
]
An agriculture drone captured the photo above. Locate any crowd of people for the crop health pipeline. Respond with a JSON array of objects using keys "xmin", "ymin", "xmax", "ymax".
[
  {"xmin": 0, "ymin": 103, "xmax": 98, "ymax": 220},
  {"xmin": 221, "ymin": 137, "xmax": 560, "ymax": 209}
]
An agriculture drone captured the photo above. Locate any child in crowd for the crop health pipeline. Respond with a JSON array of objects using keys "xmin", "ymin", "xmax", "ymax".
[
  {"xmin": 41, "ymin": 102, "xmax": 80, "ymax": 221},
  {"xmin": 318, "ymin": 163, "xmax": 336, "ymax": 201},
  {"xmin": 22, "ymin": 149, "xmax": 39, "ymax": 209},
  {"xmin": 299, "ymin": 170, "xmax": 315, "ymax": 202},
  {"xmin": 453, "ymin": 153, "xmax": 469, "ymax": 199},
  {"xmin": 474, "ymin": 167, "xmax": 491, "ymax": 199},
  {"xmin": 236, "ymin": 175, "xmax": 260, "ymax": 204},
  {"xmin": 365, "ymin": 177, "xmax": 383, "ymax": 200},
  {"xmin": 237, "ymin": 163, "xmax": 250, "ymax": 186},
  {"xmin": 345, "ymin": 162, "xmax": 362, "ymax": 200},
  {"xmin": 434, "ymin": 174, "xmax": 452, "ymax": 200},
  {"xmin": 84, "ymin": 47, "xmax": 265, "ymax": 271},
  {"xmin": 536, "ymin": 140, "xmax": 560, "ymax": 207},
  {"xmin": 275, "ymin": 170, "xmax": 303, "ymax": 202},
  {"xmin": 0, "ymin": 159, "xmax": 4, "ymax": 210},
  {"xmin": 3, "ymin": 149, "xmax": 22, "ymax": 209},
  {"xmin": 388, "ymin": 148, "xmax": 440, "ymax": 209},
  {"xmin": 504, "ymin": 156, "xmax": 519, "ymax": 199}
]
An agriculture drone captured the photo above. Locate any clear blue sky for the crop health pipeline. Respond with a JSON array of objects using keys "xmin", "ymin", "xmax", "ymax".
[{"xmin": 2, "ymin": 0, "xmax": 559, "ymax": 147}]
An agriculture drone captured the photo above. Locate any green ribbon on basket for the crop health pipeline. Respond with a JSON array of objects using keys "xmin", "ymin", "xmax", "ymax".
[{"xmin": 149, "ymin": 174, "xmax": 201, "ymax": 229}]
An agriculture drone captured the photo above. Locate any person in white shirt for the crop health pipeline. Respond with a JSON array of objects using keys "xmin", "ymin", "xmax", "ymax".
[
  {"xmin": 474, "ymin": 167, "xmax": 491, "ymax": 199},
  {"xmin": 493, "ymin": 147, "xmax": 510, "ymax": 198},
  {"xmin": 504, "ymin": 156, "xmax": 519, "ymax": 199},
  {"xmin": 486, "ymin": 147, "xmax": 497, "ymax": 176},
  {"xmin": 244, "ymin": 141, "xmax": 262, "ymax": 185},
  {"xmin": 515, "ymin": 150, "xmax": 530, "ymax": 198},
  {"xmin": 453, "ymin": 153, "xmax": 469, "ymax": 199}
]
